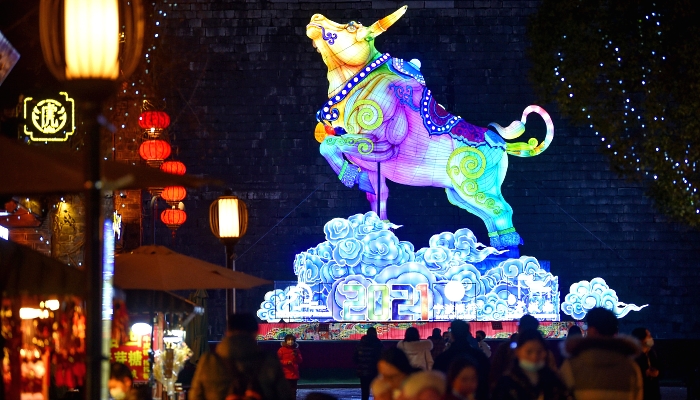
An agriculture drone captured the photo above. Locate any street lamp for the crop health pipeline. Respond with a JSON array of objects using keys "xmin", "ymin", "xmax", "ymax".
[
  {"xmin": 39, "ymin": 1, "xmax": 144, "ymax": 399},
  {"xmin": 209, "ymin": 194, "xmax": 248, "ymax": 316}
]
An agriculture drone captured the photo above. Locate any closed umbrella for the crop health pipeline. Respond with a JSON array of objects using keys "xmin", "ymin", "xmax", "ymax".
[
  {"xmin": 113, "ymin": 245, "xmax": 271, "ymax": 290},
  {"xmin": 0, "ymin": 238, "xmax": 86, "ymax": 296},
  {"xmin": 185, "ymin": 289, "xmax": 208, "ymax": 363},
  {"xmin": 0, "ymin": 136, "xmax": 222, "ymax": 195}
]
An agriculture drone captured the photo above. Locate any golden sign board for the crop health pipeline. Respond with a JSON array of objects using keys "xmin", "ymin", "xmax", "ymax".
[{"xmin": 23, "ymin": 92, "xmax": 75, "ymax": 142}]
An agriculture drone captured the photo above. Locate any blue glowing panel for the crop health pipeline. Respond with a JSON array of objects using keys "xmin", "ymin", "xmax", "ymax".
[{"xmin": 257, "ymin": 212, "xmax": 560, "ymax": 322}]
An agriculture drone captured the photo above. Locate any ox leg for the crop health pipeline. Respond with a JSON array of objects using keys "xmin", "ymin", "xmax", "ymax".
[
  {"xmin": 320, "ymin": 135, "xmax": 383, "ymax": 194},
  {"xmin": 446, "ymin": 145, "xmax": 522, "ymax": 249},
  {"xmin": 365, "ymin": 171, "xmax": 389, "ymax": 220},
  {"xmin": 445, "ymin": 187, "xmax": 520, "ymax": 249},
  {"xmin": 319, "ymin": 138, "xmax": 347, "ymax": 176}
]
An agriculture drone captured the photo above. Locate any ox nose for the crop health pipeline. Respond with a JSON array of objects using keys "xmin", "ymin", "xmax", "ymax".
[{"xmin": 310, "ymin": 13, "xmax": 325, "ymax": 22}]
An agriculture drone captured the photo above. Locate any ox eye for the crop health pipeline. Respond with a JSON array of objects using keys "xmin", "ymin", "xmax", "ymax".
[{"xmin": 346, "ymin": 22, "xmax": 357, "ymax": 32}]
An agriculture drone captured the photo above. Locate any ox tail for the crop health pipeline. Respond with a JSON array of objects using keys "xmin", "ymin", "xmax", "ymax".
[{"xmin": 489, "ymin": 105, "xmax": 554, "ymax": 157}]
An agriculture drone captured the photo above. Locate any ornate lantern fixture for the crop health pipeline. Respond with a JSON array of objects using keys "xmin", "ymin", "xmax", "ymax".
[
  {"xmin": 160, "ymin": 160, "xmax": 186, "ymax": 175},
  {"xmin": 138, "ymin": 110, "xmax": 170, "ymax": 139},
  {"xmin": 209, "ymin": 194, "xmax": 248, "ymax": 314},
  {"xmin": 160, "ymin": 186, "xmax": 186, "ymax": 207},
  {"xmin": 39, "ymin": 1, "xmax": 144, "ymax": 400},
  {"xmin": 40, "ymin": 0, "xmax": 144, "ymax": 83},
  {"xmin": 160, "ymin": 207, "xmax": 187, "ymax": 235},
  {"xmin": 139, "ymin": 139, "xmax": 171, "ymax": 167}
]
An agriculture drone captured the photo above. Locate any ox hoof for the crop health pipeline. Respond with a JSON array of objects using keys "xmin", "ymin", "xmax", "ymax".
[
  {"xmin": 358, "ymin": 172, "xmax": 375, "ymax": 194},
  {"xmin": 490, "ymin": 231, "xmax": 523, "ymax": 250}
]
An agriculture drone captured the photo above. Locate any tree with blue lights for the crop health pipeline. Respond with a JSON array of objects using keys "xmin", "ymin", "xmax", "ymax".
[{"xmin": 528, "ymin": 0, "xmax": 700, "ymax": 226}]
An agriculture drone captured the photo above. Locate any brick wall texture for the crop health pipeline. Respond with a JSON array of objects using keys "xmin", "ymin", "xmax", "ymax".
[{"xmin": 153, "ymin": 0, "xmax": 700, "ymax": 338}]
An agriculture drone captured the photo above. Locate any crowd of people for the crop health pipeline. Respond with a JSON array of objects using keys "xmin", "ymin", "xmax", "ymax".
[
  {"xmin": 352, "ymin": 307, "xmax": 660, "ymax": 400},
  {"xmin": 110, "ymin": 308, "xmax": 662, "ymax": 400}
]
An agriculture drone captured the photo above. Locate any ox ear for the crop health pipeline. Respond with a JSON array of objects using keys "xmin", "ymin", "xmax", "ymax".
[{"xmin": 365, "ymin": 6, "xmax": 407, "ymax": 40}]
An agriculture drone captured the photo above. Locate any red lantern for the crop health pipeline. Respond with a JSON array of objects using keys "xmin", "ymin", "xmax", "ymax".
[
  {"xmin": 160, "ymin": 208, "xmax": 186, "ymax": 232},
  {"xmin": 139, "ymin": 139, "xmax": 171, "ymax": 167},
  {"xmin": 161, "ymin": 186, "xmax": 186, "ymax": 206},
  {"xmin": 160, "ymin": 160, "xmax": 186, "ymax": 175},
  {"xmin": 138, "ymin": 111, "xmax": 170, "ymax": 138}
]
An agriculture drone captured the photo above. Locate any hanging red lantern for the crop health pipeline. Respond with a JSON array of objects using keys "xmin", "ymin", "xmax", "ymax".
[
  {"xmin": 139, "ymin": 110, "xmax": 170, "ymax": 138},
  {"xmin": 139, "ymin": 139, "xmax": 171, "ymax": 167},
  {"xmin": 160, "ymin": 207, "xmax": 186, "ymax": 233},
  {"xmin": 161, "ymin": 186, "xmax": 186, "ymax": 206},
  {"xmin": 160, "ymin": 160, "xmax": 186, "ymax": 175}
]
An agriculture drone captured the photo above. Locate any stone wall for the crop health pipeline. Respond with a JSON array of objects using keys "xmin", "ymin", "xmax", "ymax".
[{"xmin": 157, "ymin": 0, "xmax": 700, "ymax": 338}]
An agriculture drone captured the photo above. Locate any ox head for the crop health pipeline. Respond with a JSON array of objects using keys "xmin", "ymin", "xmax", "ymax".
[{"xmin": 306, "ymin": 6, "xmax": 407, "ymax": 70}]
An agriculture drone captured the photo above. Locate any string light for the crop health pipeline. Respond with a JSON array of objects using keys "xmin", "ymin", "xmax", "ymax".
[{"xmin": 535, "ymin": 1, "xmax": 697, "ymax": 224}]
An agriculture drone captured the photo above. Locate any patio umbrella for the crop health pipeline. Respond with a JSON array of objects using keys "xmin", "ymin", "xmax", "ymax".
[
  {"xmin": 113, "ymin": 245, "xmax": 271, "ymax": 291},
  {"xmin": 0, "ymin": 136, "xmax": 222, "ymax": 195},
  {"xmin": 0, "ymin": 238, "xmax": 86, "ymax": 296}
]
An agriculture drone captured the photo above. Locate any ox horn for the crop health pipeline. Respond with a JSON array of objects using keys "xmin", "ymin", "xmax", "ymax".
[{"xmin": 369, "ymin": 6, "xmax": 407, "ymax": 38}]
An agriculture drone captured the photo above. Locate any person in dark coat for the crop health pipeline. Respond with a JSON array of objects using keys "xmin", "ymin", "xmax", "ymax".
[
  {"xmin": 492, "ymin": 329, "xmax": 568, "ymax": 400},
  {"xmin": 631, "ymin": 327, "xmax": 661, "ymax": 400},
  {"xmin": 433, "ymin": 320, "xmax": 490, "ymax": 400},
  {"xmin": 428, "ymin": 328, "xmax": 446, "ymax": 361},
  {"xmin": 189, "ymin": 313, "xmax": 293, "ymax": 400},
  {"xmin": 353, "ymin": 327, "xmax": 383, "ymax": 400}
]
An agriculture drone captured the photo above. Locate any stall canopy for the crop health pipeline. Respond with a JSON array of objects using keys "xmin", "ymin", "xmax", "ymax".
[
  {"xmin": 0, "ymin": 136, "xmax": 222, "ymax": 195},
  {"xmin": 0, "ymin": 238, "xmax": 86, "ymax": 296},
  {"xmin": 113, "ymin": 245, "xmax": 271, "ymax": 291}
]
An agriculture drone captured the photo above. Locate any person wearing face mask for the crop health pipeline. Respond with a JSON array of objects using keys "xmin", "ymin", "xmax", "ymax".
[
  {"xmin": 277, "ymin": 334, "xmax": 303, "ymax": 397},
  {"xmin": 631, "ymin": 327, "xmax": 661, "ymax": 400},
  {"xmin": 108, "ymin": 363, "xmax": 133, "ymax": 400},
  {"xmin": 492, "ymin": 329, "xmax": 568, "ymax": 400}
]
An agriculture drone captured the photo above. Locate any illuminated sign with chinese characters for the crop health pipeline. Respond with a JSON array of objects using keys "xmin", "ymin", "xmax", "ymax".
[{"xmin": 23, "ymin": 92, "xmax": 75, "ymax": 142}]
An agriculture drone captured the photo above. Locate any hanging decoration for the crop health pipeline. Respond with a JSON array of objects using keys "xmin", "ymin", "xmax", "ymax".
[
  {"xmin": 160, "ymin": 207, "xmax": 186, "ymax": 236},
  {"xmin": 138, "ymin": 110, "xmax": 170, "ymax": 138},
  {"xmin": 160, "ymin": 186, "xmax": 186, "ymax": 207},
  {"xmin": 160, "ymin": 160, "xmax": 186, "ymax": 175},
  {"xmin": 139, "ymin": 139, "xmax": 171, "ymax": 167}
]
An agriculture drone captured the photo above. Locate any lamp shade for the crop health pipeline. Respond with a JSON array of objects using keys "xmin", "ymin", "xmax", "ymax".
[
  {"xmin": 160, "ymin": 208, "xmax": 186, "ymax": 231},
  {"xmin": 209, "ymin": 196, "xmax": 248, "ymax": 241},
  {"xmin": 161, "ymin": 186, "xmax": 186, "ymax": 206},
  {"xmin": 139, "ymin": 139, "xmax": 171, "ymax": 167},
  {"xmin": 160, "ymin": 161, "xmax": 186, "ymax": 176},
  {"xmin": 39, "ymin": 0, "xmax": 144, "ymax": 81}
]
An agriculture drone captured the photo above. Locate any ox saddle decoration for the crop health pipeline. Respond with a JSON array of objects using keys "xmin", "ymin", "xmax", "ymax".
[{"xmin": 307, "ymin": 6, "xmax": 554, "ymax": 250}]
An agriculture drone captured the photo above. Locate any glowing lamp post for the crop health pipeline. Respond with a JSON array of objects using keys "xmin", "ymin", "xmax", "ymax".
[
  {"xmin": 209, "ymin": 194, "xmax": 248, "ymax": 315},
  {"xmin": 39, "ymin": 1, "xmax": 144, "ymax": 399}
]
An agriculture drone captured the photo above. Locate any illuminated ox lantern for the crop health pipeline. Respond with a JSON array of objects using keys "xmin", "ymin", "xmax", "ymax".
[{"xmin": 307, "ymin": 6, "xmax": 554, "ymax": 249}]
